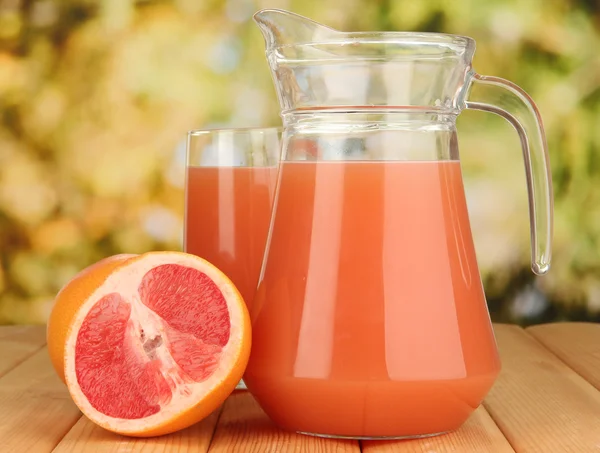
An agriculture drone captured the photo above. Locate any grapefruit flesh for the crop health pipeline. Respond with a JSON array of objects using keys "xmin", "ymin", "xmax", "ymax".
[
  {"xmin": 47, "ymin": 254, "xmax": 137, "ymax": 382},
  {"xmin": 75, "ymin": 264, "xmax": 230, "ymax": 419},
  {"xmin": 59, "ymin": 252, "xmax": 250, "ymax": 437}
]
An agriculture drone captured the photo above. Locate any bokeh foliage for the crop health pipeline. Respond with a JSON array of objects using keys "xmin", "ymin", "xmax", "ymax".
[{"xmin": 0, "ymin": 0, "xmax": 599, "ymax": 324}]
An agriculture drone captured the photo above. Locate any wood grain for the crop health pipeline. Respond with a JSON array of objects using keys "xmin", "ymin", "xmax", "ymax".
[
  {"xmin": 362, "ymin": 406, "xmax": 515, "ymax": 453},
  {"xmin": 0, "ymin": 325, "xmax": 46, "ymax": 378},
  {"xmin": 207, "ymin": 391, "xmax": 360, "ymax": 453},
  {"xmin": 0, "ymin": 347, "xmax": 81, "ymax": 453},
  {"xmin": 485, "ymin": 324, "xmax": 600, "ymax": 453},
  {"xmin": 52, "ymin": 408, "xmax": 221, "ymax": 453},
  {"xmin": 3, "ymin": 324, "xmax": 600, "ymax": 452},
  {"xmin": 527, "ymin": 322, "xmax": 600, "ymax": 391}
]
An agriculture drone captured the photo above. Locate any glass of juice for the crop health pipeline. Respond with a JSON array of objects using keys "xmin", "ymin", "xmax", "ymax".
[{"xmin": 184, "ymin": 127, "xmax": 280, "ymax": 389}]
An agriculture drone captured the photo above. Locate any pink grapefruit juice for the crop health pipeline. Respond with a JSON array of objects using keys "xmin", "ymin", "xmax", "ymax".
[
  {"xmin": 184, "ymin": 166, "xmax": 277, "ymax": 309},
  {"xmin": 243, "ymin": 160, "xmax": 501, "ymax": 438}
]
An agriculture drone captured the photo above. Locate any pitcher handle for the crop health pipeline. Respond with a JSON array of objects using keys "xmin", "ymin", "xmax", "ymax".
[{"xmin": 465, "ymin": 73, "xmax": 553, "ymax": 275}]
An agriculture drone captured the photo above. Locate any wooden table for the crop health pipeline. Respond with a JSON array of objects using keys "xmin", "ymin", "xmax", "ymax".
[{"xmin": 1, "ymin": 324, "xmax": 600, "ymax": 452}]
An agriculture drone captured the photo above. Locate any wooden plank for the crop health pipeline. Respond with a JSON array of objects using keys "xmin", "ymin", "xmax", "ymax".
[
  {"xmin": 207, "ymin": 391, "xmax": 360, "ymax": 452},
  {"xmin": 362, "ymin": 406, "xmax": 514, "ymax": 453},
  {"xmin": 484, "ymin": 324, "xmax": 600, "ymax": 453},
  {"xmin": 362, "ymin": 406, "xmax": 515, "ymax": 452},
  {"xmin": 52, "ymin": 408, "xmax": 221, "ymax": 453},
  {"xmin": 0, "ymin": 325, "xmax": 47, "ymax": 378},
  {"xmin": 0, "ymin": 348, "xmax": 81, "ymax": 453},
  {"xmin": 527, "ymin": 322, "xmax": 600, "ymax": 391}
]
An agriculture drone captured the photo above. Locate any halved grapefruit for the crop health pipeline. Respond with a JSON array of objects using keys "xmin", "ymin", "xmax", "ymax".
[{"xmin": 47, "ymin": 251, "xmax": 251, "ymax": 437}]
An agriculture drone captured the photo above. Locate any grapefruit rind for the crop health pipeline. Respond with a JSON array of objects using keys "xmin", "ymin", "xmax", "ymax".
[{"xmin": 63, "ymin": 251, "xmax": 250, "ymax": 437}]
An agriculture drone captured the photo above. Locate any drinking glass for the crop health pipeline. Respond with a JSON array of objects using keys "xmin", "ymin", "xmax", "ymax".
[{"xmin": 184, "ymin": 127, "xmax": 281, "ymax": 389}]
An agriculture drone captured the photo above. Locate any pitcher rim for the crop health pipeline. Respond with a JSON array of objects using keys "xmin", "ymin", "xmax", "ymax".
[
  {"xmin": 271, "ymin": 32, "xmax": 475, "ymax": 50},
  {"xmin": 254, "ymin": 8, "xmax": 475, "ymax": 50}
]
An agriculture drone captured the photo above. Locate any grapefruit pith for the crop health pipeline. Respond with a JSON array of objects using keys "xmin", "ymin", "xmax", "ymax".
[{"xmin": 52, "ymin": 251, "xmax": 251, "ymax": 437}]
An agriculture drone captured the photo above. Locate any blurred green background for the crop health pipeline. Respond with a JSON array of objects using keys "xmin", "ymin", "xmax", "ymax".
[{"xmin": 0, "ymin": 0, "xmax": 598, "ymax": 325}]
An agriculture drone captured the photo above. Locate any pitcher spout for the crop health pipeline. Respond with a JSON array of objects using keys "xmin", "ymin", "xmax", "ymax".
[
  {"xmin": 253, "ymin": 9, "xmax": 338, "ymax": 52},
  {"xmin": 253, "ymin": 9, "xmax": 475, "ymax": 116}
]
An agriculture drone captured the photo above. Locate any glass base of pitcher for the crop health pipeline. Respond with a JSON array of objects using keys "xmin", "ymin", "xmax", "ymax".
[
  {"xmin": 235, "ymin": 379, "xmax": 247, "ymax": 391},
  {"xmin": 296, "ymin": 430, "xmax": 450, "ymax": 440}
]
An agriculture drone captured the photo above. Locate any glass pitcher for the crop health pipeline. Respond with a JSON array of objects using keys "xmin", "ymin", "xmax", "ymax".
[{"xmin": 243, "ymin": 9, "xmax": 553, "ymax": 439}]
